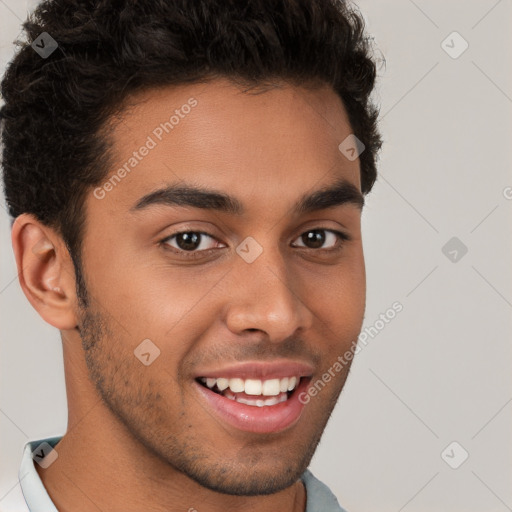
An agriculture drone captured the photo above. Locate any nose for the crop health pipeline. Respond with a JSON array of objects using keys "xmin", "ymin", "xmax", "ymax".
[{"xmin": 223, "ymin": 244, "xmax": 314, "ymax": 343}]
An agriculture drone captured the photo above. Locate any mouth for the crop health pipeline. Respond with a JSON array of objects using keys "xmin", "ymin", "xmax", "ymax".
[
  {"xmin": 194, "ymin": 373, "xmax": 313, "ymax": 434},
  {"xmin": 196, "ymin": 375, "xmax": 304, "ymax": 406}
]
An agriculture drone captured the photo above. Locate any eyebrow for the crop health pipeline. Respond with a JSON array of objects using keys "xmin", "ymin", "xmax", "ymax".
[{"xmin": 130, "ymin": 177, "xmax": 364, "ymax": 215}]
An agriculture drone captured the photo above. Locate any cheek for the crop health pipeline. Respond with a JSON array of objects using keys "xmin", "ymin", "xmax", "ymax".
[
  {"xmin": 83, "ymin": 261, "xmax": 229, "ymax": 374},
  {"xmin": 302, "ymin": 253, "xmax": 366, "ymax": 348},
  {"xmin": 82, "ymin": 236, "xmax": 209, "ymax": 328},
  {"xmin": 120, "ymin": 265, "xmax": 227, "ymax": 334}
]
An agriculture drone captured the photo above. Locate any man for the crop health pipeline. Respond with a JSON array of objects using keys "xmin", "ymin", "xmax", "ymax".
[{"xmin": 1, "ymin": 0, "xmax": 382, "ymax": 510}]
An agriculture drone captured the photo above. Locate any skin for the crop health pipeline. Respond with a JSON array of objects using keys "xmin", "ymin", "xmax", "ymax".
[{"xmin": 11, "ymin": 78, "xmax": 366, "ymax": 512}]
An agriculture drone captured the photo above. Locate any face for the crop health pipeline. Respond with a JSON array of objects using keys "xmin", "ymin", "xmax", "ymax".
[{"xmin": 76, "ymin": 79, "xmax": 366, "ymax": 495}]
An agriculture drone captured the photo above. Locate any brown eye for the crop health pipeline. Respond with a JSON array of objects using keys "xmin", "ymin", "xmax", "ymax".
[
  {"xmin": 175, "ymin": 232, "xmax": 201, "ymax": 251},
  {"xmin": 292, "ymin": 229, "xmax": 348, "ymax": 250},
  {"xmin": 302, "ymin": 230, "xmax": 326, "ymax": 249},
  {"xmin": 162, "ymin": 231, "xmax": 221, "ymax": 252}
]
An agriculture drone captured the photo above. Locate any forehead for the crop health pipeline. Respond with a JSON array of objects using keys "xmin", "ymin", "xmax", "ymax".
[{"xmin": 90, "ymin": 78, "xmax": 361, "ymax": 217}]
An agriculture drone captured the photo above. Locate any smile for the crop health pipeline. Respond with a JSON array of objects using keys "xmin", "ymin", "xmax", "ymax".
[
  {"xmin": 194, "ymin": 363, "xmax": 313, "ymax": 434},
  {"xmin": 197, "ymin": 376, "xmax": 301, "ymax": 407}
]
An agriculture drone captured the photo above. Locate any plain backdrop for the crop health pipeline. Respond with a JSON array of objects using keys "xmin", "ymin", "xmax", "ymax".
[{"xmin": 1, "ymin": 1, "xmax": 511, "ymax": 511}]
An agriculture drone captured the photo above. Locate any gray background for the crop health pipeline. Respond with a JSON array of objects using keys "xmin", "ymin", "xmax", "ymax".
[{"xmin": 1, "ymin": 1, "xmax": 511, "ymax": 511}]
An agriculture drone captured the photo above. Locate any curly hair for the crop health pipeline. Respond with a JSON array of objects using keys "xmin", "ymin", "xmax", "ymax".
[{"xmin": 1, "ymin": 0, "xmax": 382, "ymax": 303}]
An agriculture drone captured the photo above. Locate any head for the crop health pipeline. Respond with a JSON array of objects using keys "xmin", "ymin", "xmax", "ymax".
[{"xmin": 2, "ymin": 0, "xmax": 382, "ymax": 497}]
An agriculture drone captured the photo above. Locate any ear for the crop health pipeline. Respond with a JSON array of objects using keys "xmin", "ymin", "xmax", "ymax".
[{"xmin": 11, "ymin": 213, "xmax": 80, "ymax": 330}]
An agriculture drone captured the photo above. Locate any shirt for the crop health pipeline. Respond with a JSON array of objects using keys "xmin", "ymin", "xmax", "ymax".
[{"xmin": 9, "ymin": 436, "xmax": 348, "ymax": 512}]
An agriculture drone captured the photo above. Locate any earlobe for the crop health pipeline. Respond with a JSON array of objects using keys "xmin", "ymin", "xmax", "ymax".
[{"xmin": 11, "ymin": 213, "xmax": 79, "ymax": 330}]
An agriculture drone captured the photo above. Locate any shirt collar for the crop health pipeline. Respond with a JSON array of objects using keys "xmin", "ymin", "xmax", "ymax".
[{"xmin": 19, "ymin": 436, "xmax": 61, "ymax": 512}]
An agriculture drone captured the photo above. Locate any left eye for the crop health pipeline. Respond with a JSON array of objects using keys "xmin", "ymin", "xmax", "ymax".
[{"xmin": 291, "ymin": 229, "xmax": 346, "ymax": 250}]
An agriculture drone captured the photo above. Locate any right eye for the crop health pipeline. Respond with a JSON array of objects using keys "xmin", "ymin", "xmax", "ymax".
[{"xmin": 160, "ymin": 231, "xmax": 226, "ymax": 256}]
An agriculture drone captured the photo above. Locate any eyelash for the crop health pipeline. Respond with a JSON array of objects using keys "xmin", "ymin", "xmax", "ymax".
[{"xmin": 160, "ymin": 228, "xmax": 350, "ymax": 259}]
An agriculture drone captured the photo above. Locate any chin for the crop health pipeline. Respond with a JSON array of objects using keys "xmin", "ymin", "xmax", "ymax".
[{"xmin": 185, "ymin": 463, "xmax": 306, "ymax": 496}]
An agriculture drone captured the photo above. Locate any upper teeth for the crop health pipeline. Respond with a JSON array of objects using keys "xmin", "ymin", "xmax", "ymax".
[{"xmin": 201, "ymin": 376, "xmax": 299, "ymax": 396}]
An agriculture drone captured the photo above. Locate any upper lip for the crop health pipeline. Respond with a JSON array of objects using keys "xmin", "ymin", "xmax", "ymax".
[{"xmin": 194, "ymin": 360, "xmax": 315, "ymax": 380}]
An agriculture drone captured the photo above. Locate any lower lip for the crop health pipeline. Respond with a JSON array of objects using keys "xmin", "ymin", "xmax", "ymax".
[{"xmin": 194, "ymin": 378, "xmax": 311, "ymax": 434}]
